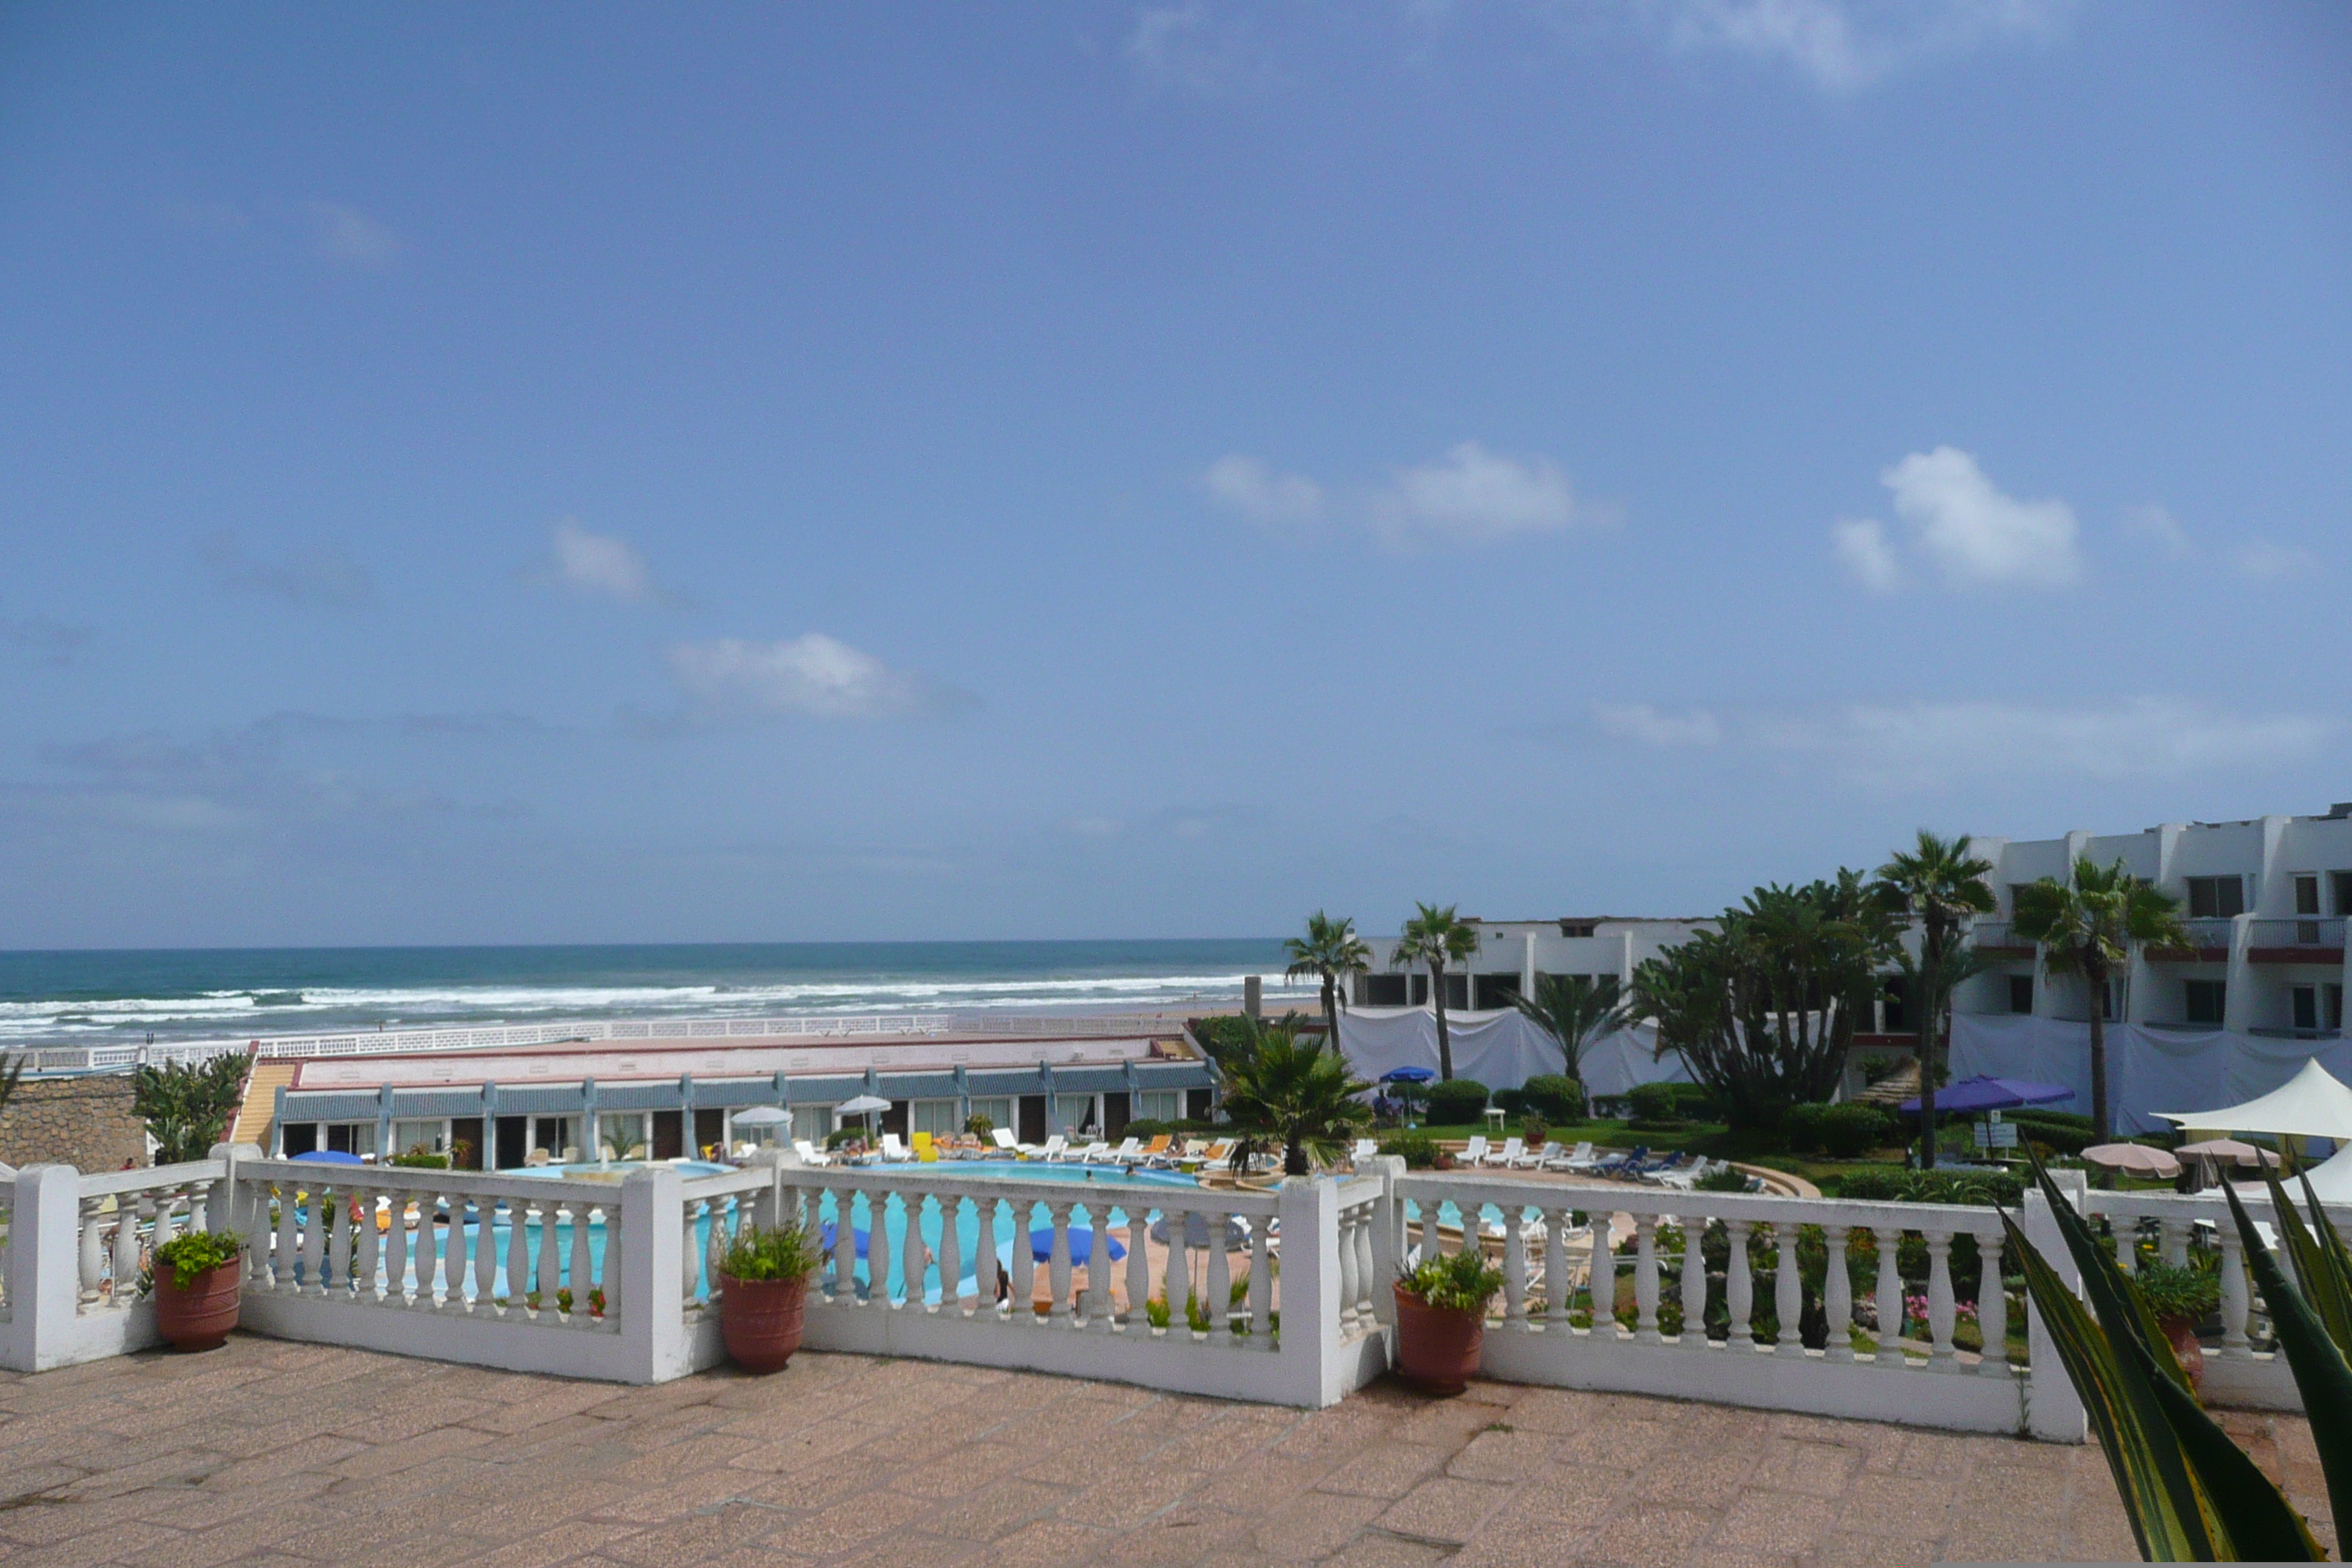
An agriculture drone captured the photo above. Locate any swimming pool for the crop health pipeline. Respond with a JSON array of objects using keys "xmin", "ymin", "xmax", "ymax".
[
  {"xmin": 503, "ymin": 1159, "xmax": 734, "ymax": 1180},
  {"xmin": 900, "ymin": 1158, "xmax": 1202, "ymax": 1191}
]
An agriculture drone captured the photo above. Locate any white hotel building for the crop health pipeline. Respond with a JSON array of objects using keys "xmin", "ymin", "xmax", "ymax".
[{"xmin": 1349, "ymin": 801, "xmax": 2352, "ymax": 1047}]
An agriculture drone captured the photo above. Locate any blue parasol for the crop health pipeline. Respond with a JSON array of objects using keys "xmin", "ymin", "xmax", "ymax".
[
  {"xmin": 293, "ymin": 1149, "xmax": 366, "ymax": 1164},
  {"xmin": 1899, "ymin": 1076, "xmax": 2073, "ymax": 1115},
  {"xmin": 1381, "ymin": 1067, "xmax": 1436, "ymax": 1084}
]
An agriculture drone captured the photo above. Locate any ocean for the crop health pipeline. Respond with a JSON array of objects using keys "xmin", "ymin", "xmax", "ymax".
[{"xmin": 0, "ymin": 941, "xmax": 1319, "ymax": 1049}]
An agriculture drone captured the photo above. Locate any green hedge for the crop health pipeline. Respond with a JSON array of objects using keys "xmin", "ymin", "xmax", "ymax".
[
  {"xmin": 1425, "ymin": 1079, "xmax": 1491, "ymax": 1125},
  {"xmin": 1833, "ymin": 1166, "xmax": 2024, "ymax": 1207},
  {"xmin": 1627, "ymin": 1082, "xmax": 1682, "ymax": 1125},
  {"xmin": 1379, "ymin": 1132, "xmax": 1444, "ymax": 1169},
  {"xmin": 1782, "ymin": 1102, "xmax": 1897, "ymax": 1158}
]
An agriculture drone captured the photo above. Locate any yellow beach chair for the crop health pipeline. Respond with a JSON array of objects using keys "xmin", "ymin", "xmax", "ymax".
[{"xmin": 911, "ymin": 1131, "xmax": 939, "ymax": 1162}]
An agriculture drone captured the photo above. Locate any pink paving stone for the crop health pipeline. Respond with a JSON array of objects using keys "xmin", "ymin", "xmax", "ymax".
[{"xmin": 0, "ymin": 1338, "xmax": 2332, "ymax": 1567}]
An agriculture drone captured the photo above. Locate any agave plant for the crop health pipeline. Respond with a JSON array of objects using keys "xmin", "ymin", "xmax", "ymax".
[{"xmin": 2005, "ymin": 1156, "xmax": 2349, "ymax": 1559}]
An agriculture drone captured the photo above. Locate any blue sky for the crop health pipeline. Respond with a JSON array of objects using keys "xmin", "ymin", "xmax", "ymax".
[{"xmin": 3, "ymin": 2, "xmax": 2348, "ymax": 949}]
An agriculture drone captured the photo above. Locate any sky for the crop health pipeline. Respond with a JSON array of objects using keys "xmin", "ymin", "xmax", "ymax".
[{"xmin": 2, "ymin": 1, "xmax": 2349, "ymax": 949}]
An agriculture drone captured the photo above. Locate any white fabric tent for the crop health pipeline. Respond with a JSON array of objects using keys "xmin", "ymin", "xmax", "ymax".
[
  {"xmin": 1333, "ymin": 1007, "xmax": 1694, "ymax": 1096},
  {"xmin": 2294, "ymin": 1142, "xmax": 2352, "ymax": 1205},
  {"xmin": 2155, "ymin": 1059, "xmax": 2352, "ymax": 1141},
  {"xmin": 1950, "ymin": 1014, "xmax": 2352, "ymax": 1137}
]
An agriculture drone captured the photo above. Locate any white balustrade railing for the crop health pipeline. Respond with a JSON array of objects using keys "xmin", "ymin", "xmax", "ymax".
[
  {"xmin": 0, "ymin": 1175, "xmax": 14, "ymax": 1323},
  {"xmin": 73, "ymin": 1163, "xmax": 227, "ymax": 1313},
  {"xmin": 1392, "ymin": 1173, "xmax": 2032, "ymax": 1435}
]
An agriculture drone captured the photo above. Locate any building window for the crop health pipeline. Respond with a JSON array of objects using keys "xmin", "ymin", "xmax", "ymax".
[
  {"xmin": 1441, "ymin": 973, "xmax": 1469, "ymax": 1011},
  {"xmin": 2186, "ymin": 876, "xmax": 2245, "ymax": 919},
  {"xmin": 1360, "ymin": 974, "xmax": 1407, "ymax": 1007},
  {"xmin": 2334, "ymin": 872, "xmax": 2352, "ymax": 916},
  {"xmin": 2008, "ymin": 975, "xmax": 2034, "ymax": 1015},
  {"xmin": 1134, "ymin": 1090, "xmax": 1180, "ymax": 1123},
  {"xmin": 2296, "ymin": 875, "xmax": 2322, "ymax": 916},
  {"xmin": 391, "ymin": 1119, "xmax": 446, "ymax": 1157},
  {"xmin": 2294, "ymin": 987, "xmax": 2320, "ymax": 1032},
  {"xmin": 2329, "ymin": 985, "xmax": 2345, "ymax": 1032},
  {"xmin": 1474, "ymin": 973, "xmax": 1520, "ymax": 1009},
  {"xmin": 1558, "ymin": 921, "xmax": 1597, "ymax": 938},
  {"xmin": 905, "ymin": 1099, "xmax": 962, "ymax": 1138},
  {"xmin": 528, "ymin": 1117, "xmax": 576, "ymax": 1159},
  {"xmin": 2185, "ymin": 980, "xmax": 2227, "ymax": 1026},
  {"xmin": 598, "ymin": 1113, "xmax": 648, "ymax": 1157},
  {"xmin": 323, "ymin": 1122, "xmax": 378, "ymax": 1156},
  {"xmin": 1054, "ymin": 1095, "xmax": 1100, "ymax": 1137},
  {"xmin": 1881, "ymin": 976, "xmax": 1912, "ymax": 1033}
]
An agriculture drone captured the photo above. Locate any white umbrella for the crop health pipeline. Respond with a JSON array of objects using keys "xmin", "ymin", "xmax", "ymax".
[
  {"xmin": 2174, "ymin": 1137, "xmax": 2279, "ymax": 1169},
  {"xmin": 2083, "ymin": 1143, "xmax": 2182, "ymax": 1180},
  {"xmin": 836, "ymin": 1093, "xmax": 892, "ymax": 1143},
  {"xmin": 732, "ymin": 1106, "xmax": 789, "ymax": 1126}
]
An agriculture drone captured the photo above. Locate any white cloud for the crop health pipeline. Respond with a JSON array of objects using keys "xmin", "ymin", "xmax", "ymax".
[
  {"xmin": 1659, "ymin": 0, "xmax": 2071, "ymax": 91},
  {"xmin": 1595, "ymin": 704, "xmax": 1722, "ymax": 747},
  {"xmin": 2235, "ymin": 539, "xmax": 2318, "ymax": 581},
  {"xmin": 1831, "ymin": 517, "xmax": 1904, "ymax": 592},
  {"xmin": 1757, "ymin": 697, "xmax": 2329, "ymax": 786},
  {"xmin": 1125, "ymin": 3, "xmax": 1276, "ymax": 97},
  {"xmin": 1205, "ymin": 455, "xmax": 1324, "ymax": 528},
  {"xmin": 1374, "ymin": 440, "xmax": 1585, "ymax": 548},
  {"xmin": 305, "ymin": 202, "xmax": 401, "ymax": 266},
  {"xmin": 546, "ymin": 519, "xmax": 673, "ymax": 605},
  {"xmin": 2122, "ymin": 504, "xmax": 2194, "ymax": 561},
  {"xmin": 1866, "ymin": 445, "xmax": 2080, "ymax": 590},
  {"xmin": 666, "ymin": 635, "xmax": 973, "ymax": 720}
]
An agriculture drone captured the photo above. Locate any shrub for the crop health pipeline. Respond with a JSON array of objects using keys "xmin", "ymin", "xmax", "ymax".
[
  {"xmin": 1379, "ymin": 1132, "xmax": 1442, "ymax": 1169},
  {"xmin": 1782, "ymin": 1103, "xmax": 1830, "ymax": 1153},
  {"xmin": 1425, "ymin": 1079, "xmax": 1491, "ymax": 1126},
  {"xmin": 1627, "ymin": 1082, "xmax": 1683, "ymax": 1126},
  {"xmin": 1398, "ymin": 1248, "xmax": 1505, "ymax": 1313},
  {"xmin": 2134, "ymin": 1260, "xmax": 2220, "ymax": 1324},
  {"xmin": 390, "ymin": 1150, "xmax": 450, "ymax": 1169},
  {"xmin": 1519, "ymin": 1115, "xmax": 1549, "ymax": 1148},
  {"xmin": 1833, "ymin": 1166, "xmax": 2024, "ymax": 1207},
  {"xmin": 1695, "ymin": 1166, "xmax": 1752, "ymax": 1193},
  {"xmin": 824, "ymin": 1128, "xmax": 867, "ymax": 1151},
  {"xmin": 2003, "ymin": 1110, "xmax": 2097, "ymax": 1156},
  {"xmin": 720, "ymin": 1223, "xmax": 820, "ymax": 1284},
  {"xmin": 1520, "ymin": 1074, "xmax": 1584, "ymax": 1121},
  {"xmin": 1819, "ymin": 1104, "xmax": 1896, "ymax": 1159},
  {"xmin": 1664, "ymin": 1082, "xmax": 1724, "ymax": 1119},
  {"xmin": 152, "ymin": 1231, "xmax": 241, "ymax": 1288},
  {"xmin": 964, "ymin": 1112, "xmax": 995, "ymax": 1138}
]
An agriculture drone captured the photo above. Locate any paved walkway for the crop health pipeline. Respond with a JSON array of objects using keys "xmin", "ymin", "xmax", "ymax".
[{"xmin": 0, "ymin": 1338, "xmax": 2329, "ymax": 1566}]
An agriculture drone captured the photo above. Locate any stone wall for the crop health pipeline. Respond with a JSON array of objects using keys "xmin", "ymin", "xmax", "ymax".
[{"xmin": 0, "ymin": 1073, "xmax": 148, "ymax": 1171}]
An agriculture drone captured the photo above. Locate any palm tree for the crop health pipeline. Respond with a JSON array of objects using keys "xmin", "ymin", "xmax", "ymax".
[
  {"xmin": 2013, "ymin": 857, "xmax": 2189, "ymax": 1141},
  {"xmin": 1284, "ymin": 911, "xmax": 1371, "ymax": 1050},
  {"xmin": 1514, "ymin": 974, "xmax": 1626, "ymax": 1117},
  {"xmin": 1872, "ymin": 830, "xmax": 1995, "ymax": 1169},
  {"xmin": 1391, "ymin": 903, "xmax": 1480, "ymax": 1081},
  {"xmin": 1217, "ymin": 1018, "xmax": 1373, "ymax": 1175}
]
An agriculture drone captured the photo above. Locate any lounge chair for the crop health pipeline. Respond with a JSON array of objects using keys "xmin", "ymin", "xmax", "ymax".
[
  {"xmin": 560, "ymin": 1146, "xmax": 580, "ymax": 1163},
  {"xmin": 1484, "ymin": 1137, "xmax": 1525, "ymax": 1168},
  {"xmin": 1036, "ymin": 1134, "xmax": 1070, "ymax": 1161},
  {"xmin": 1651, "ymin": 1156, "xmax": 1712, "ymax": 1190},
  {"xmin": 1351, "ymin": 1138, "xmax": 1379, "ymax": 1166},
  {"xmin": 986, "ymin": 1127, "xmax": 1028, "ymax": 1158},
  {"xmin": 911, "ymin": 1131, "xmax": 938, "ymax": 1163},
  {"xmin": 1199, "ymin": 1138, "xmax": 1236, "ymax": 1167},
  {"xmin": 1545, "ymin": 1141, "xmax": 1597, "ymax": 1172},
  {"xmin": 878, "ymin": 1134, "xmax": 915, "ymax": 1162},
  {"xmin": 1522, "ymin": 1140, "xmax": 1564, "ymax": 1169},
  {"xmin": 1103, "ymin": 1137, "xmax": 1142, "ymax": 1164},
  {"xmin": 1593, "ymin": 1144, "xmax": 1648, "ymax": 1178},
  {"xmin": 525, "ymin": 1148, "xmax": 551, "ymax": 1167},
  {"xmin": 1460, "ymin": 1135, "xmax": 1490, "ymax": 1166},
  {"xmin": 1068, "ymin": 1140, "xmax": 1110, "ymax": 1163},
  {"xmin": 792, "ymin": 1139, "xmax": 832, "ymax": 1167},
  {"xmin": 1139, "ymin": 1134, "xmax": 1176, "ymax": 1166}
]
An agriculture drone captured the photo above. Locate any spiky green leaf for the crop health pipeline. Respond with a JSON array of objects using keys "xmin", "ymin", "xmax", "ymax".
[{"xmin": 2231, "ymin": 1174, "xmax": 2352, "ymax": 1539}]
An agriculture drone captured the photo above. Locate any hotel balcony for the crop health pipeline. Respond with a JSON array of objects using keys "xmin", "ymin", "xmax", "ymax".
[{"xmin": 2247, "ymin": 916, "xmax": 2348, "ymax": 965}]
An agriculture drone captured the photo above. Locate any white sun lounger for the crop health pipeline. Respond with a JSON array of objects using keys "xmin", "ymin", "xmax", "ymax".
[
  {"xmin": 1352, "ymin": 1138, "xmax": 1379, "ymax": 1166},
  {"xmin": 878, "ymin": 1133, "xmax": 916, "ymax": 1162},
  {"xmin": 1544, "ymin": 1140, "xmax": 1596, "ymax": 1171},
  {"xmin": 1036, "ymin": 1134, "xmax": 1071, "ymax": 1161},
  {"xmin": 988, "ymin": 1127, "xmax": 1030, "ymax": 1158},
  {"xmin": 1460, "ymin": 1135, "xmax": 1489, "ymax": 1166},
  {"xmin": 792, "ymin": 1139, "xmax": 832, "ymax": 1167},
  {"xmin": 1520, "ymin": 1140, "xmax": 1564, "ymax": 1169},
  {"xmin": 1482, "ymin": 1137, "xmax": 1524, "ymax": 1168},
  {"xmin": 1101, "ymin": 1137, "xmax": 1142, "ymax": 1163},
  {"xmin": 1066, "ymin": 1140, "xmax": 1110, "ymax": 1163}
]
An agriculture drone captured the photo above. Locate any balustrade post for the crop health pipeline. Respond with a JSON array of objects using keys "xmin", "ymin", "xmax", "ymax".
[
  {"xmin": 1872, "ymin": 1226, "xmax": 1903, "ymax": 1361},
  {"xmin": 1588, "ymin": 1209, "xmax": 1613, "ymax": 1337},
  {"xmin": 301, "ymin": 1183, "xmax": 328, "ymax": 1299},
  {"xmin": 902, "ymin": 1192, "xmax": 928, "ymax": 1312},
  {"xmin": 1502, "ymin": 1208, "xmax": 1528, "ymax": 1330},
  {"xmin": 329, "ymin": 1186, "xmax": 353, "ymax": 1299},
  {"xmin": 682, "ymin": 1196, "xmax": 705, "ymax": 1307},
  {"xmin": 1353, "ymin": 1197, "xmax": 1377, "ymax": 1325},
  {"xmin": 618, "ymin": 1164, "xmax": 684, "ymax": 1379},
  {"xmin": 2159, "ymin": 1218, "xmax": 2190, "ymax": 1268},
  {"xmin": 534, "ymin": 1196, "xmax": 560, "ymax": 1310},
  {"xmin": 2218, "ymin": 1221, "xmax": 2252, "ymax": 1360},
  {"xmin": 356, "ymin": 1187, "xmax": 381, "ymax": 1301},
  {"xmin": 1009, "ymin": 1198, "xmax": 1035, "ymax": 1320},
  {"xmin": 1774, "ymin": 1221, "xmax": 1802, "ymax": 1350},
  {"xmin": 1047, "ymin": 1202, "xmax": 1074, "ymax": 1325},
  {"xmin": 936, "ymin": 1191, "xmax": 962, "ymax": 1315},
  {"xmin": 112, "ymin": 1199, "xmax": 141, "ymax": 1302},
  {"xmin": 154, "ymin": 1188, "xmax": 181, "ymax": 1254},
  {"xmin": 1823, "ymin": 1226, "xmax": 1853, "ymax": 1362},
  {"xmin": 568, "ymin": 1198, "xmax": 595, "ymax": 1321},
  {"xmin": 1249, "ymin": 1210, "xmax": 1274, "ymax": 1340},
  {"xmin": 599, "ymin": 1202, "xmax": 622, "ymax": 1324},
  {"xmin": 1337, "ymin": 1205, "xmax": 1362, "ymax": 1332},
  {"xmin": 1632, "ymin": 1217, "xmax": 1659, "ymax": 1343},
  {"xmin": 1125, "ymin": 1202, "xmax": 1152, "ymax": 1330},
  {"xmin": 1545, "ymin": 1206, "xmax": 1571, "ymax": 1326},
  {"xmin": 472, "ymin": 1193, "xmax": 499, "ymax": 1311},
  {"xmin": 1205, "ymin": 1208, "xmax": 1234, "ymax": 1338},
  {"xmin": 1724, "ymin": 1220, "xmax": 1752, "ymax": 1349},
  {"xmin": 1680, "ymin": 1218, "xmax": 1709, "ymax": 1346},
  {"xmin": 1926, "ymin": 1231, "xmax": 1958, "ymax": 1371},
  {"xmin": 78, "ymin": 1196, "xmax": 105, "ymax": 1306},
  {"xmin": 832, "ymin": 1188, "xmax": 859, "ymax": 1306},
  {"xmin": 1975, "ymin": 1225, "xmax": 2008, "ymax": 1377},
  {"xmin": 2111, "ymin": 1215, "xmax": 2136, "ymax": 1273}
]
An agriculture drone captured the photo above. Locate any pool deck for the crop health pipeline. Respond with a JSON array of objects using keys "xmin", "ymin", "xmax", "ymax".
[{"xmin": 0, "ymin": 1338, "xmax": 2330, "ymax": 1566}]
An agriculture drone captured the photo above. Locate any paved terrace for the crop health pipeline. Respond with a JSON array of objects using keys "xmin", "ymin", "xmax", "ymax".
[{"xmin": 0, "ymin": 1341, "xmax": 2332, "ymax": 1567}]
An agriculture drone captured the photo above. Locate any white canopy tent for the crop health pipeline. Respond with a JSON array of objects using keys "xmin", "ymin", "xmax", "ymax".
[
  {"xmin": 2294, "ymin": 1143, "xmax": 2352, "ymax": 1205},
  {"xmin": 2155, "ymin": 1060, "xmax": 2352, "ymax": 1142}
]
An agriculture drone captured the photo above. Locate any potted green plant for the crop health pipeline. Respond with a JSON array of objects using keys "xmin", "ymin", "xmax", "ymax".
[
  {"xmin": 2131, "ymin": 1259, "xmax": 2220, "ymax": 1387},
  {"xmin": 151, "ymin": 1232, "xmax": 244, "ymax": 1352},
  {"xmin": 716, "ymin": 1221, "xmax": 820, "ymax": 1373},
  {"xmin": 1393, "ymin": 1247, "xmax": 1504, "ymax": 1396}
]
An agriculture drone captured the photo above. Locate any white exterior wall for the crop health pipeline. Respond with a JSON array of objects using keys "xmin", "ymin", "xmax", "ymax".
[
  {"xmin": 1354, "ymin": 919, "xmax": 1713, "ymax": 1007},
  {"xmin": 1959, "ymin": 809, "xmax": 2352, "ymax": 1041}
]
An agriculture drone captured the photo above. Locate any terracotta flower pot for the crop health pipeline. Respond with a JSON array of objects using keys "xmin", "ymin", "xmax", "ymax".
[
  {"xmin": 719, "ymin": 1273, "xmax": 809, "ymax": 1373},
  {"xmin": 2160, "ymin": 1313, "xmax": 2206, "ymax": 1390},
  {"xmin": 1394, "ymin": 1283, "xmax": 1485, "ymax": 1396},
  {"xmin": 153, "ymin": 1259, "xmax": 242, "ymax": 1352}
]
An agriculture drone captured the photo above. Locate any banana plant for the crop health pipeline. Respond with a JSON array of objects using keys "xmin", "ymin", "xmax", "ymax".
[{"xmin": 2002, "ymin": 1156, "xmax": 2330, "ymax": 1559}]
